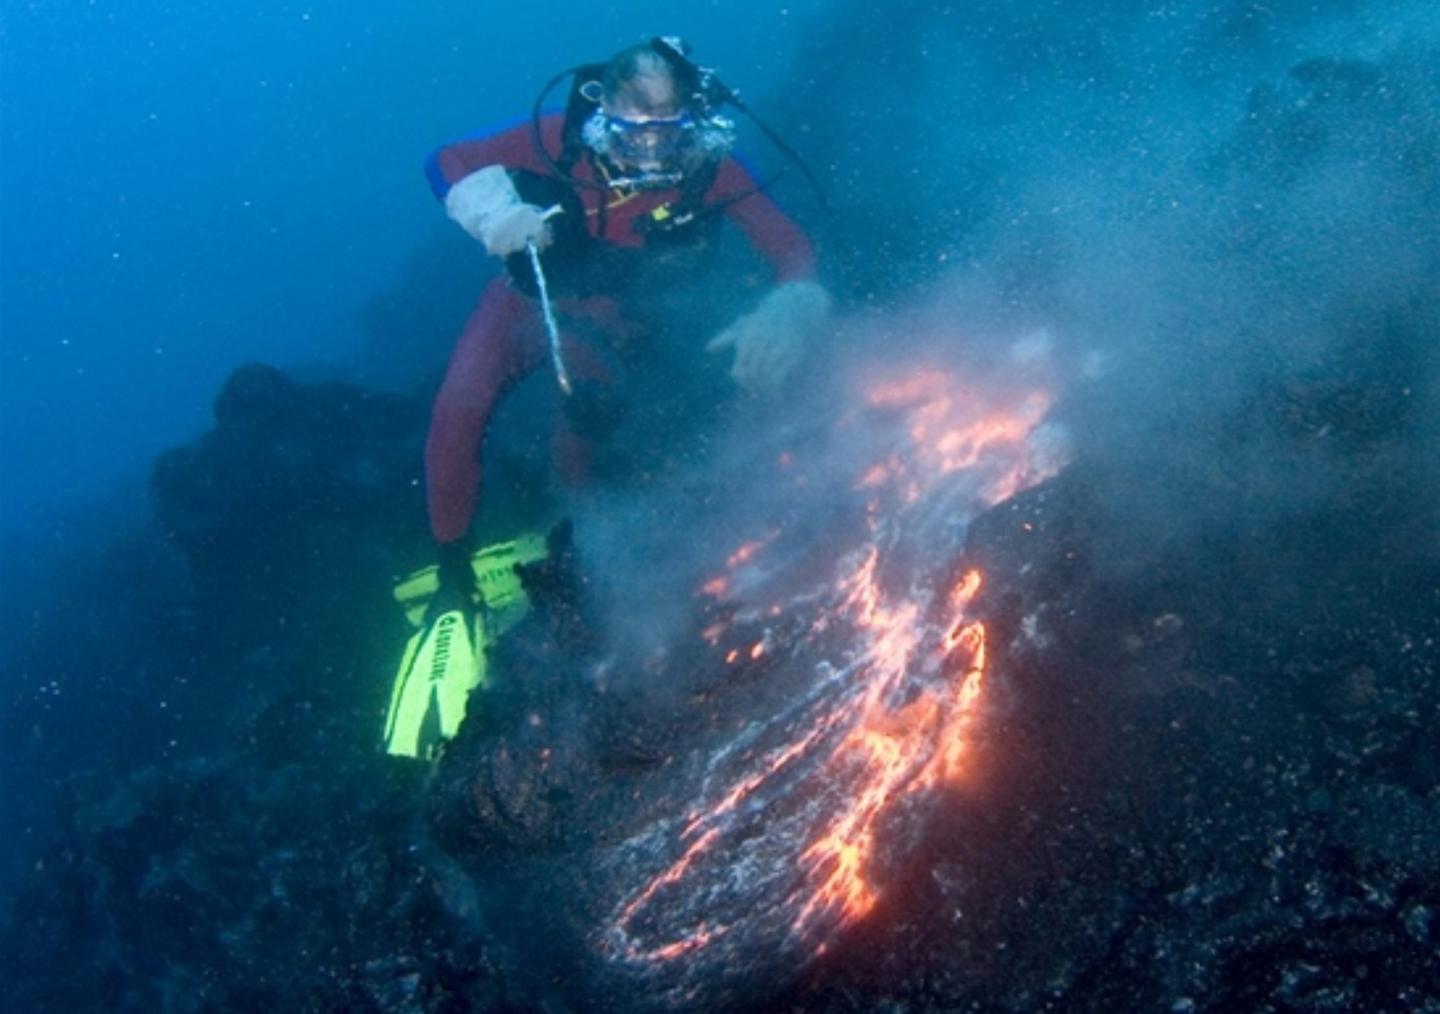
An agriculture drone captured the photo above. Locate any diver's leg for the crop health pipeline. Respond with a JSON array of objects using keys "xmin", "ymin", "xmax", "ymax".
[{"xmin": 426, "ymin": 278, "xmax": 544, "ymax": 544}]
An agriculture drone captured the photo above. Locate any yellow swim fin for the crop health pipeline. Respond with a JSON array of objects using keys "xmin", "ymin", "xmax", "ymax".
[
  {"xmin": 381, "ymin": 534, "xmax": 548, "ymax": 759},
  {"xmin": 382, "ymin": 608, "xmax": 487, "ymax": 760}
]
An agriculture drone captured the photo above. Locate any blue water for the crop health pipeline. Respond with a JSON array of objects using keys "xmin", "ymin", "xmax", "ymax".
[
  {"xmin": 0, "ymin": 0, "xmax": 823, "ymax": 538},
  {"xmin": 2, "ymin": 2, "xmax": 1438, "ymax": 1002}
]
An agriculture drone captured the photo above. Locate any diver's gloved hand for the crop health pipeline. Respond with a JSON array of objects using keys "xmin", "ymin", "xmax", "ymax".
[
  {"xmin": 705, "ymin": 281, "xmax": 833, "ymax": 395},
  {"xmin": 428, "ymin": 538, "xmax": 479, "ymax": 622},
  {"xmin": 444, "ymin": 165, "xmax": 553, "ymax": 257}
]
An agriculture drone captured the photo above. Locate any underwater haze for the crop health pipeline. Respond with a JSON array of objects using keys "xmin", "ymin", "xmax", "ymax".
[
  {"xmin": 2, "ymin": 0, "xmax": 1439, "ymax": 1011},
  {"xmin": 0, "ymin": 0, "xmax": 823, "ymax": 537}
]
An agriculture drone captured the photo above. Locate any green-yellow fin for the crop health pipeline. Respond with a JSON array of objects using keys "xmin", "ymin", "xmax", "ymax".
[
  {"xmin": 382, "ymin": 609, "xmax": 486, "ymax": 759},
  {"xmin": 382, "ymin": 532, "xmax": 548, "ymax": 758}
]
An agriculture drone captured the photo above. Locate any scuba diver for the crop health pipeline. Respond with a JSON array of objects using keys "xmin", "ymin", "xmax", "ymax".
[{"xmin": 383, "ymin": 38, "xmax": 831, "ymax": 758}]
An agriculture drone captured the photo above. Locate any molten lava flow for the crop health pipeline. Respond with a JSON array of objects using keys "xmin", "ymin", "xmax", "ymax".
[
  {"xmin": 603, "ymin": 365, "xmax": 1065, "ymax": 974},
  {"xmin": 792, "ymin": 565, "xmax": 988, "ymax": 935},
  {"xmin": 860, "ymin": 369, "xmax": 1053, "ymax": 510}
]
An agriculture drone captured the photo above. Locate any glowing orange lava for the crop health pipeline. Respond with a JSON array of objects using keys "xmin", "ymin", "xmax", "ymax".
[
  {"xmin": 605, "ymin": 365, "xmax": 1064, "ymax": 969},
  {"xmin": 858, "ymin": 368, "xmax": 1053, "ymax": 510},
  {"xmin": 790, "ymin": 565, "xmax": 988, "ymax": 936}
]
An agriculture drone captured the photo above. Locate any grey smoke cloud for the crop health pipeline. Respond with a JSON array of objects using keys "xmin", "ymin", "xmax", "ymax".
[{"xmin": 767, "ymin": 0, "xmax": 1440, "ymax": 549}]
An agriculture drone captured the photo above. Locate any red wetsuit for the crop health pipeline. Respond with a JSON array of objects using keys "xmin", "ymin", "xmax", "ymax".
[{"xmin": 424, "ymin": 114, "xmax": 817, "ymax": 544}]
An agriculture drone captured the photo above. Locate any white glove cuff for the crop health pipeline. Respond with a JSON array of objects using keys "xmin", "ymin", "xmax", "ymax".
[{"xmin": 444, "ymin": 166, "xmax": 523, "ymax": 246}]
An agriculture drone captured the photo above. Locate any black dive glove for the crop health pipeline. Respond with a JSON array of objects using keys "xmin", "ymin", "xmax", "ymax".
[{"xmin": 428, "ymin": 539, "xmax": 479, "ymax": 622}]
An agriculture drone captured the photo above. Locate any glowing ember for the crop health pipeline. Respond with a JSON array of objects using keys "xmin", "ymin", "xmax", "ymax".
[
  {"xmin": 727, "ymin": 537, "xmax": 772, "ymax": 569},
  {"xmin": 699, "ymin": 576, "xmax": 730, "ymax": 599},
  {"xmin": 699, "ymin": 533, "xmax": 780, "ymax": 605}
]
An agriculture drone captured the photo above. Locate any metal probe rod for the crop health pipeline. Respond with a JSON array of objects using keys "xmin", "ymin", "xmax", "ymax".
[{"xmin": 526, "ymin": 237, "xmax": 571, "ymax": 396}]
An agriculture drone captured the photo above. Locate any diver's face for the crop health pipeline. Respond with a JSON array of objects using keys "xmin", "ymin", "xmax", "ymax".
[{"xmin": 599, "ymin": 76, "xmax": 691, "ymax": 174}]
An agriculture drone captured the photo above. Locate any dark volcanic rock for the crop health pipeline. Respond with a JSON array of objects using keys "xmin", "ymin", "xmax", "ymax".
[
  {"xmin": 5, "ymin": 344, "xmax": 1438, "ymax": 1013},
  {"xmin": 1, "ymin": 752, "xmax": 501, "ymax": 1013},
  {"xmin": 0, "ymin": 365, "xmax": 502, "ymax": 1012},
  {"xmin": 791, "ymin": 399, "xmax": 1440, "ymax": 1008},
  {"xmin": 421, "ymin": 305, "xmax": 1438, "ymax": 1012}
]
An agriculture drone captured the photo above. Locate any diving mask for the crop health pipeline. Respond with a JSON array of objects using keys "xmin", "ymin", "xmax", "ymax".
[{"xmin": 581, "ymin": 109, "xmax": 735, "ymax": 189}]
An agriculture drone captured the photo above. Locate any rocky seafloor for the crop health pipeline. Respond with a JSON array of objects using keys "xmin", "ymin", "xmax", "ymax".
[{"xmin": 2, "ymin": 311, "xmax": 1437, "ymax": 1012}]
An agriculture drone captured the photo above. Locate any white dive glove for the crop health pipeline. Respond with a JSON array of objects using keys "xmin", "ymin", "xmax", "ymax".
[
  {"xmin": 444, "ymin": 165, "xmax": 553, "ymax": 257},
  {"xmin": 705, "ymin": 280, "xmax": 833, "ymax": 395}
]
